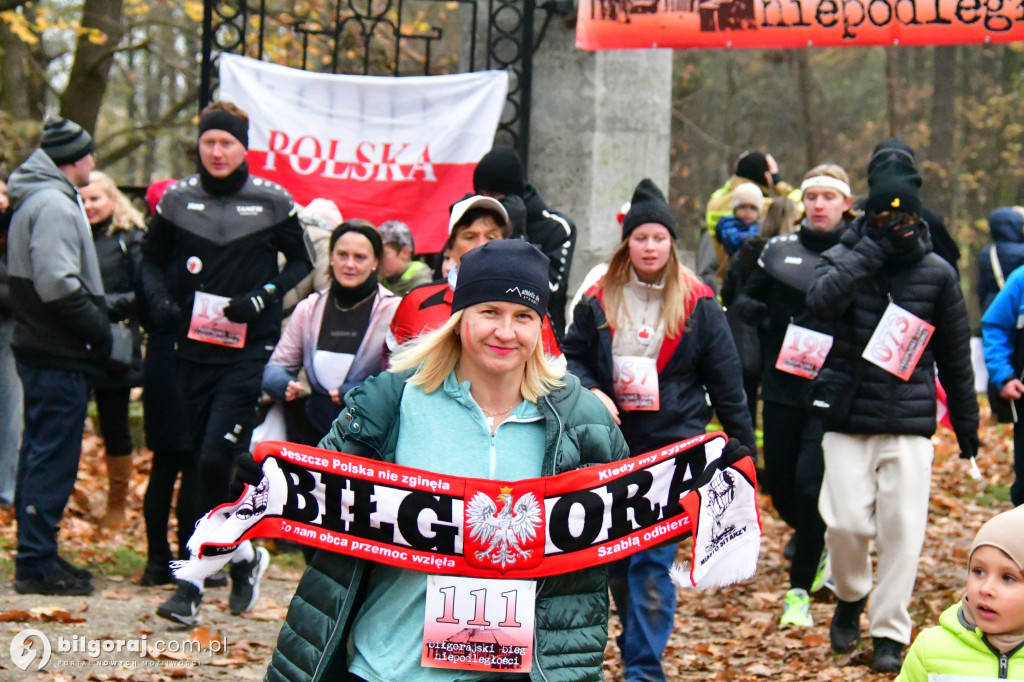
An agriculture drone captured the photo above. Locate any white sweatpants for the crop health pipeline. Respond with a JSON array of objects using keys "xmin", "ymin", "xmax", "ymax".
[{"xmin": 818, "ymin": 432, "xmax": 933, "ymax": 645}]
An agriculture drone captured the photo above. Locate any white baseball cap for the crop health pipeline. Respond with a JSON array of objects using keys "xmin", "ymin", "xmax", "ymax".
[{"xmin": 448, "ymin": 195, "xmax": 509, "ymax": 234}]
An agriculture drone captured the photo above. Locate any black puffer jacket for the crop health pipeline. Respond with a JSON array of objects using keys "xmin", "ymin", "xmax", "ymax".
[{"xmin": 805, "ymin": 217, "xmax": 977, "ymax": 440}]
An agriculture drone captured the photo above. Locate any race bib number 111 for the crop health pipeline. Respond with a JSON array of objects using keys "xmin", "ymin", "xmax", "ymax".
[{"xmin": 421, "ymin": 575, "xmax": 535, "ymax": 673}]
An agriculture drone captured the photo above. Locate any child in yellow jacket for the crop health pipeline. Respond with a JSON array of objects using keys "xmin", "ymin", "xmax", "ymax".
[{"xmin": 897, "ymin": 505, "xmax": 1024, "ymax": 680}]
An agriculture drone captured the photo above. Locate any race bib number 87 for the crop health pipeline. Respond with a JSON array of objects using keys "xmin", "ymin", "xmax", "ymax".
[
  {"xmin": 613, "ymin": 355, "xmax": 659, "ymax": 411},
  {"xmin": 422, "ymin": 576, "xmax": 535, "ymax": 673}
]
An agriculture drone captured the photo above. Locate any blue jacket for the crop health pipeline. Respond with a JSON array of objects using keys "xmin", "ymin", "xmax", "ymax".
[
  {"xmin": 982, "ymin": 264, "xmax": 1024, "ymax": 389},
  {"xmin": 979, "ymin": 207, "xmax": 1024, "ymax": 313},
  {"xmin": 715, "ymin": 216, "xmax": 760, "ymax": 257}
]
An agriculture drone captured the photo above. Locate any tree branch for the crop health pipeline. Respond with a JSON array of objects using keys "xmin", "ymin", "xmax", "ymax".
[{"xmin": 95, "ymin": 83, "xmax": 200, "ymax": 165}]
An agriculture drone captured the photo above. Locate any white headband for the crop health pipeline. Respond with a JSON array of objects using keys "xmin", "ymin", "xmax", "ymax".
[{"xmin": 800, "ymin": 176, "xmax": 851, "ymax": 198}]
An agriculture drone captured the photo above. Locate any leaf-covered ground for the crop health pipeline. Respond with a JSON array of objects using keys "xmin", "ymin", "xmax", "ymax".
[{"xmin": 0, "ymin": 409, "xmax": 1017, "ymax": 681}]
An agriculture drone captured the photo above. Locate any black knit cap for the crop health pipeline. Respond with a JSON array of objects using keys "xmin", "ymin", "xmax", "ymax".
[
  {"xmin": 867, "ymin": 137, "xmax": 916, "ymax": 177},
  {"xmin": 735, "ymin": 151, "xmax": 769, "ymax": 185},
  {"xmin": 330, "ymin": 219, "xmax": 383, "ymax": 260},
  {"xmin": 866, "ymin": 157, "xmax": 922, "ymax": 216},
  {"xmin": 473, "ymin": 147, "xmax": 526, "ymax": 197},
  {"xmin": 451, "ymin": 239, "xmax": 550, "ymax": 317},
  {"xmin": 198, "ymin": 109, "xmax": 249, "ymax": 149},
  {"xmin": 41, "ymin": 117, "xmax": 94, "ymax": 165},
  {"xmin": 621, "ymin": 178, "xmax": 677, "ymax": 240}
]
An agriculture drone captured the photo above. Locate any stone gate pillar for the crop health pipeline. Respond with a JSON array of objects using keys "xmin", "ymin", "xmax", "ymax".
[{"xmin": 527, "ymin": 30, "xmax": 673, "ymax": 310}]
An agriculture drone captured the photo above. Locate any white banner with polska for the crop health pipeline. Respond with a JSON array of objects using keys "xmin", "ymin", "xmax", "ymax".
[{"xmin": 219, "ymin": 54, "xmax": 509, "ymax": 253}]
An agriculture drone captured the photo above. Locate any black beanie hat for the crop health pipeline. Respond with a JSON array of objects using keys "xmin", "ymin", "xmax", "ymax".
[
  {"xmin": 330, "ymin": 220, "xmax": 383, "ymax": 260},
  {"xmin": 867, "ymin": 137, "xmax": 916, "ymax": 176},
  {"xmin": 621, "ymin": 179, "xmax": 677, "ymax": 240},
  {"xmin": 198, "ymin": 109, "xmax": 249, "ymax": 149},
  {"xmin": 451, "ymin": 239, "xmax": 550, "ymax": 317},
  {"xmin": 735, "ymin": 152, "xmax": 769, "ymax": 185},
  {"xmin": 866, "ymin": 157, "xmax": 922, "ymax": 216},
  {"xmin": 473, "ymin": 147, "xmax": 526, "ymax": 197},
  {"xmin": 41, "ymin": 117, "xmax": 94, "ymax": 166}
]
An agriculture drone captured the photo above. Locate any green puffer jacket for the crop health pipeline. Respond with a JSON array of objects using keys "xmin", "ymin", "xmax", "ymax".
[
  {"xmin": 897, "ymin": 603, "xmax": 1024, "ymax": 681},
  {"xmin": 265, "ymin": 369, "xmax": 629, "ymax": 682}
]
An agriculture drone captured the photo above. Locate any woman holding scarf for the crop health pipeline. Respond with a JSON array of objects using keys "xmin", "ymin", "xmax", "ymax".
[
  {"xmin": 262, "ymin": 221, "xmax": 399, "ymax": 444},
  {"xmin": 562, "ymin": 178, "xmax": 755, "ymax": 682},
  {"xmin": 257, "ymin": 238, "xmax": 628, "ymax": 681}
]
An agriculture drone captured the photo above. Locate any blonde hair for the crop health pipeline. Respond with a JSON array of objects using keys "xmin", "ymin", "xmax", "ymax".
[
  {"xmin": 87, "ymin": 171, "xmax": 146, "ymax": 233},
  {"xmin": 800, "ymin": 163, "xmax": 856, "ymax": 223},
  {"xmin": 601, "ymin": 239, "xmax": 697, "ymax": 339},
  {"xmin": 761, "ymin": 196, "xmax": 798, "ymax": 239},
  {"xmin": 388, "ymin": 309, "xmax": 564, "ymax": 402},
  {"xmin": 802, "ymin": 163, "xmax": 851, "ymax": 187}
]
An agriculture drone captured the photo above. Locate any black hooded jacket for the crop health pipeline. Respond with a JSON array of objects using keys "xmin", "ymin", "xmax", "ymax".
[{"xmin": 805, "ymin": 216, "xmax": 977, "ymax": 441}]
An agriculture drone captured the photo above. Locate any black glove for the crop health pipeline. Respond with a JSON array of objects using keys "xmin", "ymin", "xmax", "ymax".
[
  {"xmin": 229, "ymin": 452, "xmax": 265, "ymax": 499},
  {"xmin": 223, "ymin": 285, "xmax": 275, "ymax": 324},
  {"xmin": 723, "ymin": 439, "xmax": 751, "ymax": 464},
  {"xmin": 150, "ymin": 296, "xmax": 182, "ymax": 329},
  {"xmin": 864, "ymin": 222, "xmax": 895, "ymax": 255},
  {"xmin": 956, "ymin": 430, "xmax": 980, "ymax": 461},
  {"xmin": 105, "ymin": 292, "xmax": 135, "ymax": 320}
]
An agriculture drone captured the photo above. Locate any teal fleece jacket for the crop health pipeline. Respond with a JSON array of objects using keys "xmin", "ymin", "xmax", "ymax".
[{"xmin": 265, "ymin": 369, "xmax": 629, "ymax": 682}]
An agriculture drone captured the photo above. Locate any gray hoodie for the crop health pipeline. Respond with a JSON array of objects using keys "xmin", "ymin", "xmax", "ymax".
[{"xmin": 7, "ymin": 149, "xmax": 109, "ymax": 373}]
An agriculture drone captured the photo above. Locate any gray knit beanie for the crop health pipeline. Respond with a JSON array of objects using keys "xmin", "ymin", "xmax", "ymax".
[{"xmin": 41, "ymin": 117, "xmax": 94, "ymax": 166}]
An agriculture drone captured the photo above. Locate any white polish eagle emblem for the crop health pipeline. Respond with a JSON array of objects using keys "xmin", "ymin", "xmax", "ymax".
[{"xmin": 465, "ymin": 487, "xmax": 542, "ymax": 569}]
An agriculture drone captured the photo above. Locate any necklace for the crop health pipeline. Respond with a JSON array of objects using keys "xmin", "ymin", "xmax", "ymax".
[
  {"xmin": 332, "ymin": 290, "xmax": 376, "ymax": 312},
  {"xmin": 480, "ymin": 403, "xmax": 517, "ymax": 429}
]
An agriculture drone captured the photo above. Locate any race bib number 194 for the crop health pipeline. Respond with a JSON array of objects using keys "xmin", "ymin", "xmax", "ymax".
[{"xmin": 421, "ymin": 575, "xmax": 535, "ymax": 673}]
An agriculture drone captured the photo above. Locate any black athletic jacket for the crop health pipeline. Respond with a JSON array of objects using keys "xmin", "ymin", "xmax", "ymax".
[{"xmin": 141, "ymin": 173, "xmax": 312, "ymax": 364}]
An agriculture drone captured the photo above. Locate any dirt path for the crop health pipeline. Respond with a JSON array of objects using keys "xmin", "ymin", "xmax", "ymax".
[{"xmin": 0, "ymin": 560, "xmax": 300, "ymax": 681}]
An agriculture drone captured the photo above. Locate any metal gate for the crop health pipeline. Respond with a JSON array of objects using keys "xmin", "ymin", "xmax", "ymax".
[{"xmin": 199, "ymin": 0, "xmax": 567, "ymax": 165}]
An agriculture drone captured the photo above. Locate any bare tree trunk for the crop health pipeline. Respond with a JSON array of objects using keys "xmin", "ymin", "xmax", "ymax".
[
  {"xmin": 884, "ymin": 48, "xmax": 897, "ymax": 137},
  {"xmin": 0, "ymin": 5, "xmax": 45, "ymax": 121},
  {"xmin": 925, "ymin": 46, "xmax": 956, "ymax": 216},
  {"xmin": 794, "ymin": 50, "xmax": 816, "ymax": 170},
  {"xmin": 60, "ymin": 0, "xmax": 126, "ymax": 133}
]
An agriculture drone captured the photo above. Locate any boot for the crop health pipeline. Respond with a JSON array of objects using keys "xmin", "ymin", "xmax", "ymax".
[
  {"xmin": 101, "ymin": 454, "xmax": 133, "ymax": 529},
  {"xmin": 829, "ymin": 596, "xmax": 867, "ymax": 653}
]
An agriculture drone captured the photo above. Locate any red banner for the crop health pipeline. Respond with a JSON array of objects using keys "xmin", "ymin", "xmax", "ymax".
[
  {"xmin": 174, "ymin": 433, "xmax": 762, "ymax": 589},
  {"xmin": 575, "ymin": 0, "xmax": 1024, "ymax": 50}
]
